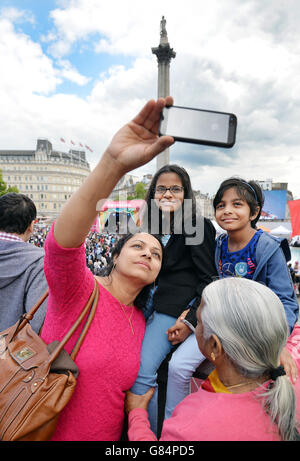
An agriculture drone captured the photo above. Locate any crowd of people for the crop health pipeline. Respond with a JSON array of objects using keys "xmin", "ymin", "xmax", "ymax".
[
  {"xmin": 289, "ymin": 261, "xmax": 300, "ymax": 295},
  {"xmin": 291, "ymin": 238, "xmax": 300, "ymax": 247},
  {"xmin": 29, "ymin": 225, "xmax": 120, "ymax": 276},
  {"xmin": 84, "ymin": 232, "xmax": 120, "ymax": 275},
  {"xmin": 1, "ymin": 96, "xmax": 300, "ymax": 442}
]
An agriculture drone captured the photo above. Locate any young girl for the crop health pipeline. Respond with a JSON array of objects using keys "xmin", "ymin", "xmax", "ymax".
[{"xmin": 164, "ymin": 177, "xmax": 299, "ymax": 421}]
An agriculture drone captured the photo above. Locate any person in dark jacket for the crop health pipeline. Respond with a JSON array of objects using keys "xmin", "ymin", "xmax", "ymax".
[
  {"xmin": 0, "ymin": 193, "xmax": 48, "ymax": 333},
  {"xmin": 130, "ymin": 164, "xmax": 217, "ymax": 435}
]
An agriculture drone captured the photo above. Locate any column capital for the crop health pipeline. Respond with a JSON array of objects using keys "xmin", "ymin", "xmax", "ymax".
[{"xmin": 151, "ymin": 44, "xmax": 176, "ymax": 63}]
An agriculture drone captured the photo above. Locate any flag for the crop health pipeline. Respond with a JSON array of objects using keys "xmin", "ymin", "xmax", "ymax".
[
  {"xmin": 70, "ymin": 140, "xmax": 75, "ymax": 145},
  {"xmin": 79, "ymin": 143, "xmax": 83, "ymax": 147},
  {"xmin": 60, "ymin": 138, "xmax": 65, "ymax": 143},
  {"xmin": 288, "ymin": 200, "xmax": 300, "ymax": 236},
  {"xmin": 85, "ymin": 145, "xmax": 93, "ymax": 152}
]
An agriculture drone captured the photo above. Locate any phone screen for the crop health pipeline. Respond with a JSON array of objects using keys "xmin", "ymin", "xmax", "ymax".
[{"xmin": 160, "ymin": 106, "xmax": 237, "ymax": 147}]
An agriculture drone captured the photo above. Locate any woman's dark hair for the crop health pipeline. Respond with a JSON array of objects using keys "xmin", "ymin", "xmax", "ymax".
[
  {"xmin": 143, "ymin": 164, "xmax": 196, "ymax": 234},
  {"xmin": 213, "ymin": 177, "xmax": 264, "ymax": 229},
  {"xmin": 99, "ymin": 232, "xmax": 164, "ymax": 309},
  {"xmin": 0, "ymin": 193, "xmax": 37, "ymax": 234}
]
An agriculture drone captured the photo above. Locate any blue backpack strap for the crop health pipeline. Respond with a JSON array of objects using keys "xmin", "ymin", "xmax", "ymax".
[{"xmin": 280, "ymin": 238, "xmax": 291, "ymax": 262}]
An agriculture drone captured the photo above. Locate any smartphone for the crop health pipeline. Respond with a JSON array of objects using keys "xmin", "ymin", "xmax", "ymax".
[{"xmin": 159, "ymin": 105, "xmax": 237, "ymax": 148}]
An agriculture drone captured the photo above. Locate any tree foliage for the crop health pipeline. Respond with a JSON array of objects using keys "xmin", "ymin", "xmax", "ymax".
[
  {"xmin": 0, "ymin": 169, "xmax": 19, "ymax": 197},
  {"xmin": 126, "ymin": 182, "xmax": 147, "ymax": 200},
  {"xmin": 135, "ymin": 182, "xmax": 147, "ymax": 199}
]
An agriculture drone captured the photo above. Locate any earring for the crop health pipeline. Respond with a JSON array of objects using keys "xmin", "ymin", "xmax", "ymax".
[{"xmin": 211, "ymin": 352, "xmax": 216, "ymax": 361}]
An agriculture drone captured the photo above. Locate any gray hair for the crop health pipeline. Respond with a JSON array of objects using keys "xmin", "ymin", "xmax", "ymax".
[{"xmin": 200, "ymin": 277, "xmax": 299, "ymax": 441}]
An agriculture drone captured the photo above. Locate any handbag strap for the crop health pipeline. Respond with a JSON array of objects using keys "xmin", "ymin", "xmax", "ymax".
[
  {"xmin": 70, "ymin": 280, "xmax": 99, "ymax": 360},
  {"xmin": 9, "ymin": 278, "xmax": 99, "ymax": 364},
  {"xmin": 48, "ymin": 278, "xmax": 99, "ymax": 364},
  {"xmin": 17, "ymin": 289, "xmax": 49, "ymax": 331},
  {"xmin": 7, "ymin": 289, "xmax": 49, "ymax": 342}
]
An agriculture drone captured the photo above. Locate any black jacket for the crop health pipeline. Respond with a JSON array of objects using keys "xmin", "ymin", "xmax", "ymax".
[{"xmin": 151, "ymin": 217, "xmax": 217, "ymax": 326}]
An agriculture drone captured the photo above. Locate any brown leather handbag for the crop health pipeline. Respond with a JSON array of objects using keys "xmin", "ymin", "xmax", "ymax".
[{"xmin": 0, "ymin": 278, "xmax": 99, "ymax": 441}]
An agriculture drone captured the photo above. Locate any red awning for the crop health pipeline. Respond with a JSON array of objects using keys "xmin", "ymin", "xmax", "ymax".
[{"xmin": 289, "ymin": 200, "xmax": 300, "ymax": 237}]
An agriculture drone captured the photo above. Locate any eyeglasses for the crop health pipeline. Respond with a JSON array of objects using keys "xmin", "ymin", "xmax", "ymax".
[{"xmin": 155, "ymin": 185, "xmax": 184, "ymax": 195}]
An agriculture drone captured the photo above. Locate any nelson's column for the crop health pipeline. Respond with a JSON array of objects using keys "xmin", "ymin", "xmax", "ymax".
[{"xmin": 152, "ymin": 16, "xmax": 176, "ymax": 170}]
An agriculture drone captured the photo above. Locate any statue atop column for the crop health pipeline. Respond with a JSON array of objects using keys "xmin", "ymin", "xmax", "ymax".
[
  {"xmin": 152, "ymin": 16, "xmax": 176, "ymax": 63},
  {"xmin": 151, "ymin": 16, "xmax": 176, "ymax": 168},
  {"xmin": 160, "ymin": 16, "xmax": 167, "ymax": 41}
]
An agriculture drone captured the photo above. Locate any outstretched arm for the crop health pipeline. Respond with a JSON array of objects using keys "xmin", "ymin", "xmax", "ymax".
[
  {"xmin": 54, "ymin": 97, "xmax": 174, "ymax": 248},
  {"xmin": 125, "ymin": 389, "xmax": 158, "ymax": 441}
]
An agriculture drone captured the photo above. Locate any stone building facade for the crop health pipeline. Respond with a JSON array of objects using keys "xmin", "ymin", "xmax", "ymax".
[{"xmin": 0, "ymin": 139, "xmax": 90, "ymax": 220}]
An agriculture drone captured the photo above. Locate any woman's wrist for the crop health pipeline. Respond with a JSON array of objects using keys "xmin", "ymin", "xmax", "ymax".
[{"xmin": 94, "ymin": 152, "xmax": 124, "ymax": 189}]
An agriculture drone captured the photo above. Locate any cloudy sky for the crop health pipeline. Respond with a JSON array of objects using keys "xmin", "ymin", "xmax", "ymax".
[{"xmin": 1, "ymin": 0, "xmax": 300, "ymax": 199}]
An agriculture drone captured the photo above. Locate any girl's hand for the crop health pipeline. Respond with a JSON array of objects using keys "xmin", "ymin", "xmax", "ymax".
[
  {"xmin": 280, "ymin": 347, "xmax": 298, "ymax": 384},
  {"xmin": 104, "ymin": 97, "xmax": 174, "ymax": 176},
  {"xmin": 167, "ymin": 321, "xmax": 191, "ymax": 345},
  {"xmin": 125, "ymin": 388, "xmax": 155, "ymax": 414}
]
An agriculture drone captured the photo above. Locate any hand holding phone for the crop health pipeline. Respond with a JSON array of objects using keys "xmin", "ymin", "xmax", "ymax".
[{"xmin": 159, "ymin": 105, "xmax": 237, "ymax": 148}]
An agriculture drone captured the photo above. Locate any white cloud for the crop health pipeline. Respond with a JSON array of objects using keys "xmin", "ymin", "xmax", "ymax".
[
  {"xmin": 0, "ymin": 15, "xmax": 60, "ymax": 96},
  {"xmin": 0, "ymin": 6, "xmax": 35, "ymax": 24},
  {"xmin": 0, "ymin": 0, "xmax": 300, "ymax": 200},
  {"xmin": 57, "ymin": 59, "xmax": 91, "ymax": 85}
]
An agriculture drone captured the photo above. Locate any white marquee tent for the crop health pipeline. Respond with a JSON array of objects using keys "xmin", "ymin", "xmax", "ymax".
[{"xmin": 270, "ymin": 225, "xmax": 291, "ymax": 238}]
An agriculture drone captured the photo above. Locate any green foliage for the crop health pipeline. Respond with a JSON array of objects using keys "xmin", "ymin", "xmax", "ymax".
[
  {"xmin": 0, "ymin": 169, "xmax": 19, "ymax": 197},
  {"xmin": 135, "ymin": 182, "xmax": 147, "ymax": 199}
]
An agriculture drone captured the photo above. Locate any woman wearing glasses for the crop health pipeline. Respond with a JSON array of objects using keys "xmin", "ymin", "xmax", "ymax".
[{"xmin": 130, "ymin": 164, "xmax": 217, "ymax": 436}]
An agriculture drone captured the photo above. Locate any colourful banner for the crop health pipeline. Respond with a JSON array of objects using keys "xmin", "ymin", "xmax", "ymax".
[
  {"xmin": 288, "ymin": 199, "xmax": 300, "ymax": 237},
  {"xmin": 98, "ymin": 200, "xmax": 145, "ymax": 232},
  {"xmin": 261, "ymin": 190, "xmax": 287, "ymax": 220}
]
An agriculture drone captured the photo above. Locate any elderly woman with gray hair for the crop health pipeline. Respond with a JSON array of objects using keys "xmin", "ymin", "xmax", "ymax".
[{"xmin": 126, "ymin": 277, "xmax": 300, "ymax": 441}]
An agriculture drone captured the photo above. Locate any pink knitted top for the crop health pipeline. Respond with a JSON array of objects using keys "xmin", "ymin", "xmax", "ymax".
[{"xmin": 41, "ymin": 226, "xmax": 145, "ymax": 441}]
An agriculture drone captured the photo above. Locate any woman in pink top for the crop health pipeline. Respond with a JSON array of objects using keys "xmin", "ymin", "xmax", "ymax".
[
  {"xmin": 40, "ymin": 97, "xmax": 175, "ymax": 441},
  {"xmin": 126, "ymin": 277, "xmax": 300, "ymax": 441}
]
